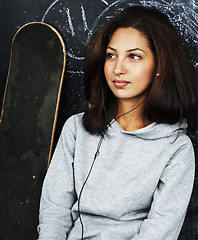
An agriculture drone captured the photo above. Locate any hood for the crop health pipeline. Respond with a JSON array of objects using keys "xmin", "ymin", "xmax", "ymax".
[{"xmin": 108, "ymin": 120, "xmax": 187, "ymax": 140}]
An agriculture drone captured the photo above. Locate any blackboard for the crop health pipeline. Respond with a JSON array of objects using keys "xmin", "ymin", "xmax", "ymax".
[{"xmin": 0, "ymin": 0, "xmax": 198, "ymax": 239}]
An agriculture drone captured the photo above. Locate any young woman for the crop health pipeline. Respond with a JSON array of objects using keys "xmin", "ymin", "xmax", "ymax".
[{"xmin": 38, "ymin": 6, "xmax": 197, "ymax": 240}]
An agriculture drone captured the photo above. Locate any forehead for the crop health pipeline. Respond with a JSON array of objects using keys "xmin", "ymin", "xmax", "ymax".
[{"xmin": 108, "ymin": 27, "xmax": 150, "ymax": 50}]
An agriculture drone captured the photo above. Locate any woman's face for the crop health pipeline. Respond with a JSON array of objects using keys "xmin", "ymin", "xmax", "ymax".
[{"xmin": 104, "ymin": 27, "xmax": 155, "ymax": 104}]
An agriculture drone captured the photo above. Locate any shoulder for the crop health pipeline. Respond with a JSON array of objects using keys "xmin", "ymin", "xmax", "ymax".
[
  {"xmin": 153, "ymin": 121, "xmax": 195, "ymax": 166},
  {"xmin": 62, "ymin": 112, "xmax": 84, "ymax": 132},
  {"xmin": 168, "ymin": 133, "xmax": 195, "ymax": 168},
  {"xmin": 172, "ymin": 133, "xmax": 194, "ymax": 152},
  {"xmin": 60, "ymin": 112, "xmax": 89, "ymax": 141}
]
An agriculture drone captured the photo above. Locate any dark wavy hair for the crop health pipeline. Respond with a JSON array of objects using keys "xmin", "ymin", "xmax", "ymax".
[{"xmin": 83, "ymin": 6, "xmax": 198, "ymax": 135}]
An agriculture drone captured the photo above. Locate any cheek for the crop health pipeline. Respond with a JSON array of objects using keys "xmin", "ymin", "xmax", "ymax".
[
  {"xmin": 104, "ymin": 63, "xmax": 114, "ymax": 91},
  {"xmin": 104, "ymin": 60, "xmax": 115, "ymax": 75},
  {"xmin": 104, "ymin": 63, "xmax": 110, "ymax": 81},
  {"xmin": 146, "ymin": 67, "xmax": 155, "ymax": 85},
  {"xmin": 132, "ymin": 65, "xmax": 155, "ymax": 90},
  {"xmin": 104, "ymin": 63, "xmax": 108, "ymax": 76},
  {"xmin": 140, "ymin": 63, "xmax": 155, "ymax": 83}
]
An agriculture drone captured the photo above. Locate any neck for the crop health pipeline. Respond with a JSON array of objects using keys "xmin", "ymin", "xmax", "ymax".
[{"xmin": 116, "ymin": 98, "xmax": 151, "ymax": 131}]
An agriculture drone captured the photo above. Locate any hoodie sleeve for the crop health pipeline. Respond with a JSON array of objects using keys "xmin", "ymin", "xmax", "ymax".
[
  {"xmin": 37, "ymin": 116, "xmax": 77, "ymax": 240},
  {"xmin": 132, "ymin": 137, "xmax": 195, "ymax": 240}
]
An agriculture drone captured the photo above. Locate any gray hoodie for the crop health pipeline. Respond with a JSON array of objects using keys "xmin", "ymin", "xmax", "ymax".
[{"xmin": 38, "ymin": 113, "xmax": 195, "ymax": 240}]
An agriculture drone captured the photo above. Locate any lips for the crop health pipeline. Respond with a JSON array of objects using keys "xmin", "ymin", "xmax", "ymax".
[{"xmin": 113, "ymin": 80, "xmax": 130, "ymax": 88}]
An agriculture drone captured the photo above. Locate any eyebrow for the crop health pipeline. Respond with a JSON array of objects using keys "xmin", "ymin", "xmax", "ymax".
[{"xmin": 107, "ymin": 46, "xmax": 145, "ymax": 53}]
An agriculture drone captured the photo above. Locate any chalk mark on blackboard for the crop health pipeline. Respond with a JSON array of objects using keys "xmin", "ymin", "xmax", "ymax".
[
  {"xmin": 41, "ymin": 0, "xmax": 60, "ymax": 22},
  {"xmin": 66, "ymin": 8, "xmax": 75, "ymax": 36},
  {"xmin": 67, "ymin": 70, "xmax": 84, "ymax": 74},
  {"xmin": 191, "ymin": 0, "xmax": 198, "ymax": 8},
  {"xmin": 41, "ymin": 0, "xmax": 198, "ymax": 65},
  {"xmin": 86, "ymin": 0, "xmax": 123, "ymax": 44},
  {"xmin": 67, "ymin": 52, "xmax": 85, "ymax": 60},
  {"xmin": 101, "ymin": 0, "xmax": 109, "ymax": 5},
  {"xmin": 81, "ymin": 5, "xmax": 88, "ymax": 32}
]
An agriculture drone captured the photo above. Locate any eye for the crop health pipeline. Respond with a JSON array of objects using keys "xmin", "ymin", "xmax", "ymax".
[
  {"xmin": 106, "ymin": 52, "xmax": 116, "ymax": 59},
  {"xmin": 129, "ymin": 54, "xmax": 141, "ymax": 60}
]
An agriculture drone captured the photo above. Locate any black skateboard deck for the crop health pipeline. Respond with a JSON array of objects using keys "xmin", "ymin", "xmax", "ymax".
[{"xmin": 0, "ymin": 22, "xmax": 66, "ymax": 240}]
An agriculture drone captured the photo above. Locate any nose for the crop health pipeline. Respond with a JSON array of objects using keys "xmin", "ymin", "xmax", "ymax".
[{"xmin": 114, "ymin": 58, "xmax": 126, "ymax": 75}]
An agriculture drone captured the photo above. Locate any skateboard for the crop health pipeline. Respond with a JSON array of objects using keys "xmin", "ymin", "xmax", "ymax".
[{"xmin": 0, "ymin": 22, "xmax": 66, "ymax": 240}]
